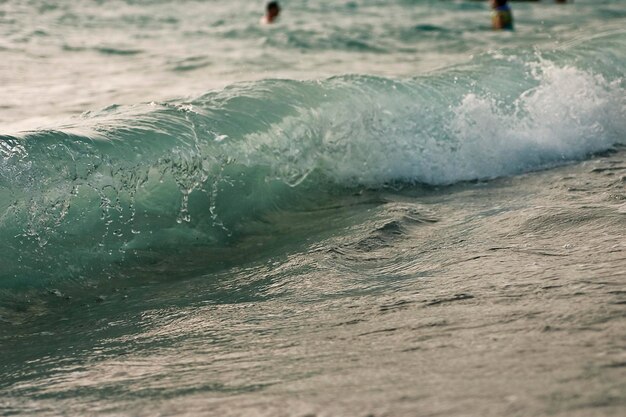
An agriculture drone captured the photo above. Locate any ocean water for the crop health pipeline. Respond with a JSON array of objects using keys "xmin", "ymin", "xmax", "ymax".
[{"xmin": 1, "ymin": 0, "xmax": 625, "ymax": 415}]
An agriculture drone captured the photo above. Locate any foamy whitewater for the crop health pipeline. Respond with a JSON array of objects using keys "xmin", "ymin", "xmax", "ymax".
[{"xmin": 1, "ymin": 1, "xmax": 625, "ymax": 416}]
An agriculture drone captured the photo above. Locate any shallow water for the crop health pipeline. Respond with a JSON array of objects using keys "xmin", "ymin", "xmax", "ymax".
[{"xmin": 1, "ymin": 1, "xmax": 625, "ymax": 416}]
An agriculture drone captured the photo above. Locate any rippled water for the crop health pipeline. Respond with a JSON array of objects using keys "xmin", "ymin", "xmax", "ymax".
[{"xmin": 1, "ymin": 1, "xmax": 625, "ymax": 416}]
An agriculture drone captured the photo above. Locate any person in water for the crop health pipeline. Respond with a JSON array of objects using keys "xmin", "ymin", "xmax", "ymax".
[
  {"xmin": 261, "ymin": 1, "xmax": 281, "ymax": 24},
  {"xmin": 490, "ymin": 0, "xmax": 514, "ymax": 31}
]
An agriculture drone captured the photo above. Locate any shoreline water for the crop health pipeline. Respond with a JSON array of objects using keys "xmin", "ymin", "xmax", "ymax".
[{"xmin": 2, "ymin": 147, "xmax": 624, "ymax": 416}]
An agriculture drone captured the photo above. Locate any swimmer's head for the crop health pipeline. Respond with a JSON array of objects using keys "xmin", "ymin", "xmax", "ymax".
[
  {"xmin": 490, "ymin": 0, "xmax": 508, "ymax": 8},
  {"xmin": 266, "ymin": 1, "xmax": 281, "ymax": 19}
]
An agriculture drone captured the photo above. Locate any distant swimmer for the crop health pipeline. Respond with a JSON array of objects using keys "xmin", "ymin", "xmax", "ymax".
[
  {"xmin": 490, "ymin": 0, "xmax": 514, "ymax": 31},
  {"xmin": 261, "ymin": 1, "xmax": 281, "ymax": 24}
]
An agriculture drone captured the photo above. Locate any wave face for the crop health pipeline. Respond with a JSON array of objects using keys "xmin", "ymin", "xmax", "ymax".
[{"xmin": 1, "ymin": 37, "xmax": 625, "ymax": 290}]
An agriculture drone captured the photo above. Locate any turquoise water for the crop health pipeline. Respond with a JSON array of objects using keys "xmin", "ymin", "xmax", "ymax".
[{"xmin": 1, "ymin": 1, "xmax": 625, "ymax": 416}]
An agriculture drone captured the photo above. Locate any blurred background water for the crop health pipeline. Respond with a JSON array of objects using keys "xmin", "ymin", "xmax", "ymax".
[{"xmin": 1, "ymin": 0, "xmax": 624, "ymax": 131}]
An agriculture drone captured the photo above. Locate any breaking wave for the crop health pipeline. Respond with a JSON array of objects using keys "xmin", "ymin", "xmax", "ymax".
[{"xmin": 1, "ymin": 35, "xmax": 624, "ymax": 289}]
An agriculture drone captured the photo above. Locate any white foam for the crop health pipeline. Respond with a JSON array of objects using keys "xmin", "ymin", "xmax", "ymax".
[{"xmin": 239, "ymin": 61, "xmax": 625, "ymax": 187}]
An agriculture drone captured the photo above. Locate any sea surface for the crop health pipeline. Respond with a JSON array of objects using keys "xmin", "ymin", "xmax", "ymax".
[{"xmin": 1, "ymin": 0, "xmax": 625, "ymax": 416}]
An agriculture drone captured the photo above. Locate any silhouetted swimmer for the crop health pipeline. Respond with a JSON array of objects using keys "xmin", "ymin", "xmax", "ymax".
[
  {"xmin": 261, "ymin": 1, "xmax": 281, "ymax": 24},
  {"xmin": 491, "ymin": 0, "xmax": 514, "ymax": 31}
]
